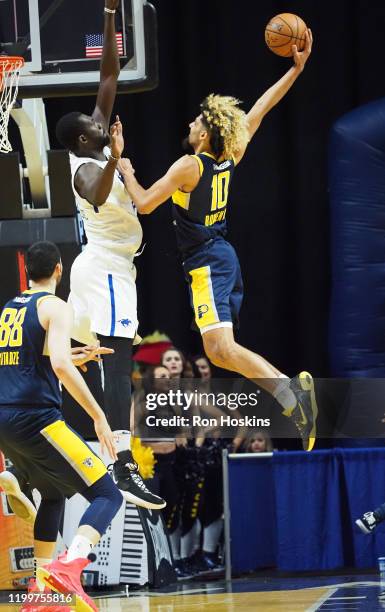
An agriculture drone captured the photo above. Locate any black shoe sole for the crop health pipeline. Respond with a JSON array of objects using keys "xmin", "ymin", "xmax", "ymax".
[{"xmin": 120, "ymin": 489, "xmax": 166, "ymax": 510}]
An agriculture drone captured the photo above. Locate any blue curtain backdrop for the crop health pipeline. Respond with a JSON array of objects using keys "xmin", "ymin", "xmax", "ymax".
[
  {"xmin": 229, "ymin": 449, "xmax": 385, "ymax": 573},
  {"xmin": 229, "ymin": 457, "xmax": 276, "ymax": 572},
  {"xmin": 329, "ymin": 98, "xmax": 385, "ymax": 377},
  {"xmin": 273, "ymin": 450, "xmax": 344, "ymax": 571}
]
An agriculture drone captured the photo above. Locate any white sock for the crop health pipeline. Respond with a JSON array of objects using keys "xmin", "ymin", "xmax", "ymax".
[
  {"xmin": 192, "ymin": 519, "xmax": 202, "ymax": 555},
  {"xmin": 273, "ymin": 375, "xmax": 297, "ymax": 412},
  {"xmin": 65, "ymin": 535, "xmax": 93, "ymax": 562},
  {"xmin": 169, "ymin": 526, "xmax": 181, "ymax": 561},
  {"xmin": 113, "ymin": 430, "xmax": 131, "ymax": 453},
  {"xmin": 34, "ymin": 557, "xmax": 51, "ymax": 591},
  {"xmin": 181, "ymin": 521, "xmax": 201, "ymax": 559},
  {"xmin": 203, "ymin": 519, "xmax": 223, "ymax": 554}
]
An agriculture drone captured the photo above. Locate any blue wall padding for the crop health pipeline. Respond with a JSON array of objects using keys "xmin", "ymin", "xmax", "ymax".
[{"xmin": 329, "ymin": 97, "xmax": 385, "ymax": 376}]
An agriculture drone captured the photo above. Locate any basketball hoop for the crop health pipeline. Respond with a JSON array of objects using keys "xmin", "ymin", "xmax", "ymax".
[{"xmin": 0, "ymin": 56, "xmax": 24, "ymax": 154}]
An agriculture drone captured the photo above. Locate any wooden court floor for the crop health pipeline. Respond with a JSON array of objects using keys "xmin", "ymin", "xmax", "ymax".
[
  {"xmin": 96, "ymin": 587, "xmax": 331, "ymax": 611},
  {"xmin": 2, "ymin": 575, "xmax": 385, "ymax": 611}
]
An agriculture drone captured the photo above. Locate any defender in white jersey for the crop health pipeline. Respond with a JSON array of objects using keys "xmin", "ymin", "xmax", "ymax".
[
  {"xmin": 69, "ymin": 144, "xmax": 142, "ymax": 344},
  {"xmin": 54, "ymin": 0, "xmax": 165, "ymax": 511}
]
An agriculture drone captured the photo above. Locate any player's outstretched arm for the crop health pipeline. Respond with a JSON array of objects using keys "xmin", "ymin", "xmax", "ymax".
[
  {"xmin": 118, "ymin": 156, "xmax": 201, "ymax": 214},
  {"xmin": 93, "ymin": 0, "xmax": 121, "ymax": 130},
  {"xmin": 38, "ymin": 297, "xmax": 117, "ymax": 460},
  {"xmin": 234, "ymin": 29, "xmax": 313, "ymax": 164}
]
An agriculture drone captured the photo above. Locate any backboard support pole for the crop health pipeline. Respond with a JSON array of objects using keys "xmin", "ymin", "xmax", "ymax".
[{"xmin": 10, "ymin": 98, "xmax": 51, "ymax": 213}]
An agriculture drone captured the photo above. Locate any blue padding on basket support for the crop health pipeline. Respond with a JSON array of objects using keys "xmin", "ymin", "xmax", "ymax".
[{"xmin": 329, "ymin": 98, "xmax": 385, "ymax": 376}]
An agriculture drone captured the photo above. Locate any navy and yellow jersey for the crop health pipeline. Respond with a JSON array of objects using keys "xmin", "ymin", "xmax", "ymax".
[
  {"xmin": 172, "ymin": 152, "xmax": 235, "ymax": 255},
  {"xmin": 0, "ymin": 289, "xmax": 61, "ymax": 410}
]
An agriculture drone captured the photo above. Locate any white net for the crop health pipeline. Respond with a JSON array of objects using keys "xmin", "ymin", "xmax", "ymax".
[{"xmin": 0, "ymin": 57, "xmax": 24, "ymax": 154}]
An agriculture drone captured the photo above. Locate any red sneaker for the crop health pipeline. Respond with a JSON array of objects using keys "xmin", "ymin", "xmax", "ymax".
[
  {"xmin": 36, "ymin": 554, "xmax": 97, "ymax": 612},
  {"xmin": 20, "ymin": 578, "xmax": 71, "ymax": 612}
]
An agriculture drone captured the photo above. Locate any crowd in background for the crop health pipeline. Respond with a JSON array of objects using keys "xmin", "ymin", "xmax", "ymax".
[{"xmin": 130, "ymin": 333, "xmax": 273, "ymax": 578}]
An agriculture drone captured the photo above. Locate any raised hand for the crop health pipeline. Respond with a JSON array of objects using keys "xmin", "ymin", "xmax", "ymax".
[
  {"xmin": 94, "ymin": 414, "xmax": 118, "ymax": 461},
  {"xmin": 292, "ymin": 29, "xmax": 313, "ymax": 72},
  {"xmin": 72, "ymin": 344, "xmax": 114, "ymax": 372},
  {"xmin": 110, "ymin": 115, "xmax": 124, "ymax": 158}
]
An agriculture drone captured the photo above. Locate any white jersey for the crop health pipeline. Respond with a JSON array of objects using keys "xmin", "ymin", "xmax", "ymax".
[{"xmin": 69, "ymin": 147, "xmax": 142, "ymax": 259}]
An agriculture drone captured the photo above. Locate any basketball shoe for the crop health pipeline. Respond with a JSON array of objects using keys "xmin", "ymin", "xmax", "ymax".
[
  {"xmin": 20, "ymin": 578, "xmax": 71, "ymax": 612},
  {"xmin": 111, "ymin": 451, "xmax": 166, "ymax": 509},
  {"xmin": 37, "ymin": 553, "xmax": 96, "ymax": 612},
  {"xmin": 355, "ymin": 511, "xmax": 381, "ymax": 534},
  {"xmin": 282, "ymin": 371, "xmax": 318, "ymax": 451},
  {"xmin": 0, "ymin": 468, "xmax": 36, "ymax": 524}
]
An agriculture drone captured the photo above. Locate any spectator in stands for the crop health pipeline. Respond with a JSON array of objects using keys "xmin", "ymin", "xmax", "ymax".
[
  {"xmin": 193, "ymin": 355, "xmax": 212, "ymax": 381},
  {"xmin": 160, "ymin": 347, "xmax": 207, "ymax": 577},
  {"xmin": 132, "ymin": 365, "xmax": 183, "ymax": 576},
  {"xmin": 244, "ymin": 430, "xmax": 273, "ymax": 453},
  {"xmin": 161, "ymin": 347, "xmax": 187, "ymax": 379}
]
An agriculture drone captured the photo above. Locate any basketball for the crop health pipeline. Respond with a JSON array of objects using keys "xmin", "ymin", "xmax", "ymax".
[{"xmin": 265, "ymin": 13, "xmax": 307, "ymax": 57}]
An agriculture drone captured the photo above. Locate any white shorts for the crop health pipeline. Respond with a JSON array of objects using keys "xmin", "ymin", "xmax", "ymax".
[{"xmin": 68, "ymin": 246, "xmax": 139, "ymax": 344}]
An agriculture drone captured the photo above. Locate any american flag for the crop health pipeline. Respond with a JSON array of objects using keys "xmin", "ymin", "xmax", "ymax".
[{"xmin": 85, "ymin": 33, "xmax": 123, "ymax": 58}]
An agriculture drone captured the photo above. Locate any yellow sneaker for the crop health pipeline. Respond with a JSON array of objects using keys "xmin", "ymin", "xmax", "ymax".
[{"xmin": 284, "ymin": 371, "xmax": 318, "ymax": 451}]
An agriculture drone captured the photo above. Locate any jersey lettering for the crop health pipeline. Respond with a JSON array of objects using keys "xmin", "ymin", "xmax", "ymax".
[
  {"xmin": 0, "ymin": 307, "xmax": 27, "ymax": 348},
  {"xmin": 211, "ymin": 171, "xmax": 230, "ymax": 212}
]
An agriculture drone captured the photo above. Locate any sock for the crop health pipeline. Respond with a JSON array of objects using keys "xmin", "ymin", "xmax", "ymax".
[
  {"xmin": 181, "ymin": 521, "xmax": 201, "ymax": 559},
  {"xmin": 34, "ymin": 557, "xmax": 51, "ymax": 591},
  {"xmin": 169, "ymin": 526, "xmax": 181, "ymax": 561},
  {"xmin": 273, "ymin": 375, "xmax": 297, "ymax": 413},
  {"xmin": 113, "ymin": 430, "xmax": 131, "ymax": 454},
  {"xmin": 203, "ymin": 518, "xmax": 223, "ymax": 554},
  {"xmin": 192, "ymin": 518, "xmax": 202, "ymax": 555},
  {"xmin": 65, "ymin": 535, "xmax": 93, "ymax": 562}
]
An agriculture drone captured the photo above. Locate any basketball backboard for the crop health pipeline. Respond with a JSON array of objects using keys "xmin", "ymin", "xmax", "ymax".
[{"xmin": 0, "ymin": 0, "xmax": 158, "ymax": 98}]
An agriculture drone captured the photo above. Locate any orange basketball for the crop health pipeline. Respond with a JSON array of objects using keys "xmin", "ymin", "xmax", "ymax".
[{"xmin": 265, "ymin": 13, "xmax": 307, "ymax": 57}]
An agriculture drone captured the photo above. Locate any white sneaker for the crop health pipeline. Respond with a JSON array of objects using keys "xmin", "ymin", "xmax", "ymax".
[{"xmin": 355, "ymin": 511, "xmax": 379, "ymax": 534}]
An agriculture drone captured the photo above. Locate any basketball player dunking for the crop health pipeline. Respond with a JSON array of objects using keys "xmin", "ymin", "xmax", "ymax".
[
  {"xmin": 117, "ymin": 31, "xmax": 318, "ymax": 451},
  {"xmin": 54, "ymin": 0, "xmax": 164, "ymax": 508}
]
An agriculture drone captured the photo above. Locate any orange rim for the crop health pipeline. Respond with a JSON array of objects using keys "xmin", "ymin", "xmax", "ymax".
[
  {"xmin": 0, "ymin": 56, "xmax": 25, "ymax": 68},
  {"xmin": 0, "ymin": 56, "xmax": 24, "ymax": 93}
]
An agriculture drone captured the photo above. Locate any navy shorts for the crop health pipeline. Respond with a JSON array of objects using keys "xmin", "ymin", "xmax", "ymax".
[
  {"xmin": 182, "ymin": 237, "xmax": 243, "ymax": 333},
  {"xmin": 0, "ymin": 407, "xmax": 107, "ymax": 498}
]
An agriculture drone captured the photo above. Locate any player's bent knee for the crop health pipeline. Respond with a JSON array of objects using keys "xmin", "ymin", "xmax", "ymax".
[
  {"xmin": 203, "ymin": 337, "xmax": 237, "ymax": 368},
  {"xmin": 110, "ymin": 482, "xmax": 124, "ymax": 512},
  {"xmin": 80, "ymin": 473, "xmax": 123, "ymax": 536}
]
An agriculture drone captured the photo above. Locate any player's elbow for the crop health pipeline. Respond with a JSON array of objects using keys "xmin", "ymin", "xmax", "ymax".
[{"xmin": 137, "ymin": 201, "xmax": 153, "ymax": 215}]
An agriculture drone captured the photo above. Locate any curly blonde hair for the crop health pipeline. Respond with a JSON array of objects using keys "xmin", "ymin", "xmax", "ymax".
[{"xmin": 200, "ymin": 94, "xmax": 249, "ymax": 160}]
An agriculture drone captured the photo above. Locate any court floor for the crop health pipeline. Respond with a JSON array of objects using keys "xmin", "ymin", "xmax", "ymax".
[{"xmin": 3, "ymin": 573, "xmax": 385, "ymax": 611}]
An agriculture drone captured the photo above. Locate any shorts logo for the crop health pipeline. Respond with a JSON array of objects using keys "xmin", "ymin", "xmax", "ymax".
[
  {"xmin": 118, "ymin": 318, "xmax": 131, "ymax": 328},
  {"xmin": 83, "ymin": 457, "xmax": 94, "ymax": 468},
  {"xmin": 197, "ymin": 304, "xmax": 209, "ymax": 319}
]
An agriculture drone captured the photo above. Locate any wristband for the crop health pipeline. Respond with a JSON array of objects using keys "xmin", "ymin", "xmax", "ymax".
[
  {"xmin": 104, "ymin": 7, "xmax": 116, "ymax": 14},
  {"xmin": 108, "ymin": 154, "xmax": 120, "ymax": 162}
]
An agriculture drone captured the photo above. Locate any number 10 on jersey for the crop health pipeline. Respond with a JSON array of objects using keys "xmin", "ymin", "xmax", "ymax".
[{"xmin": 211, "ymin": 171, "xmax": 230, "ymax": 212}]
